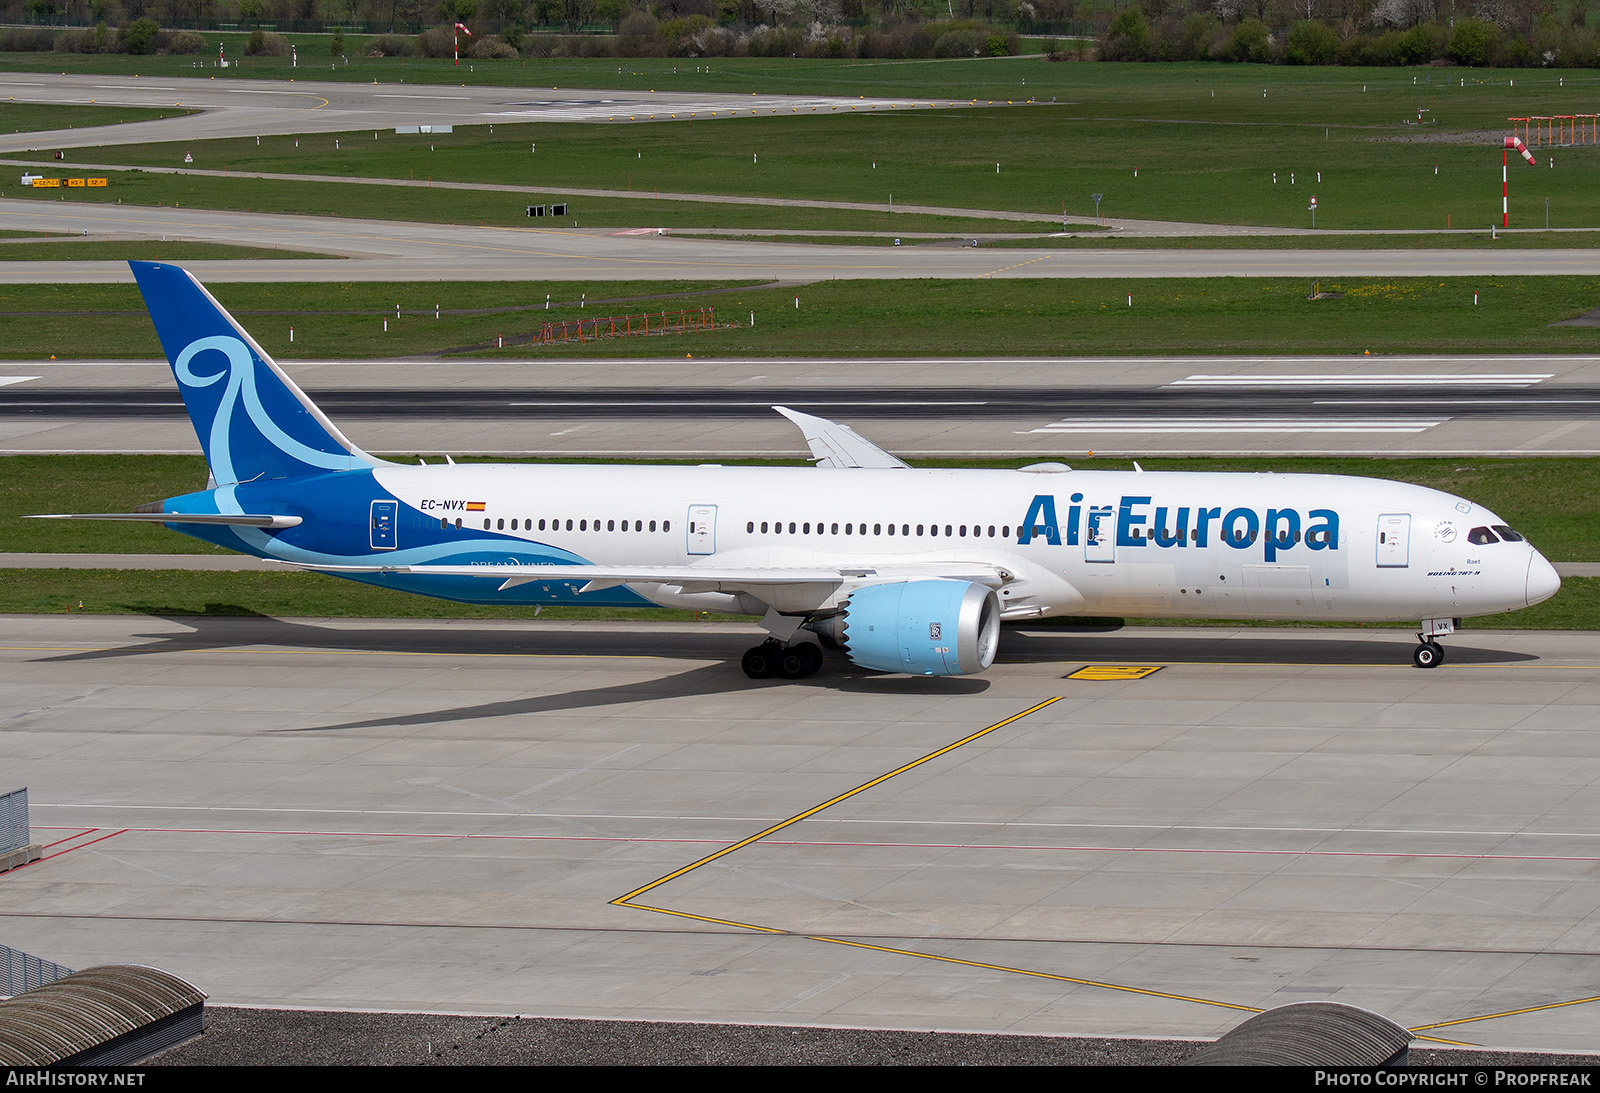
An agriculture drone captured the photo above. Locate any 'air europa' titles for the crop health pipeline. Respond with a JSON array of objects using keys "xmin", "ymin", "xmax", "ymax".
[{"xmin": 1019, "ymin": 494, "xmax": 1342, "ymax": 563}]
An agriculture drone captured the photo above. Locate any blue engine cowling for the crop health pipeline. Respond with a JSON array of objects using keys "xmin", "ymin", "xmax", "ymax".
[{"xmin": 836, "ymin": 580, "xmax": 1001, "ymax": 676}]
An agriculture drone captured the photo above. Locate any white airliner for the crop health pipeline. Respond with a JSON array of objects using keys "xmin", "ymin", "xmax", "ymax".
[{"xmin": 36, "ymin": 262, "xmax": 1562, "ymax": 678}]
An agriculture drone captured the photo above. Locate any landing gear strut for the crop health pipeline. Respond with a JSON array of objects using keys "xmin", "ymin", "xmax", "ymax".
[{"xmin": 741, "ymin": 638, "xmax": 823, "ymax": 680}]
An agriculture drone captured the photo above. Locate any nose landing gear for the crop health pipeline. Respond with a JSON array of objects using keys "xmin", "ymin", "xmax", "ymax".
[
  {"xmin": 741, "ymin": 638, "xmax": 824, "ymax": 680},
  {"xmin": 1412, "ymin": 617, "xmax": 1458, "ymax": 669},
  {"xmin": 1412, "ymin": 640, "xmax": 1444, "ymax": 669}
]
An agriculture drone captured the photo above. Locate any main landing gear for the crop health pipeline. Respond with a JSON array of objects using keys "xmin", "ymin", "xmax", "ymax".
[
  {"xmin": 741, "ymin": 638, "xmax": 824, "ymax": 680},
  {"xmin": 1412, "ymin": 617, "xmax": 1458, "ymax": 669}
]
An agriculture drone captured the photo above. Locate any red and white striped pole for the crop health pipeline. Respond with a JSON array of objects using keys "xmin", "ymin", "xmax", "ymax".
[
  {"xmin": 1503, "ymin": 136, "xmax": 1537, "ymax": 228},
  {"xmin": 454, "ymin": 22, "xmax": 472, "ymax": 66}
]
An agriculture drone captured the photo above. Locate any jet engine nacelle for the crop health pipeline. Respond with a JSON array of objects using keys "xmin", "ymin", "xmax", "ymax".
[{"xmin": 832, "ymin": 579, "xmax": 1001, "ymax": 676}]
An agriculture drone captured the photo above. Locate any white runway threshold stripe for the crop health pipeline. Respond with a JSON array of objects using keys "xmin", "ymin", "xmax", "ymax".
[
  {"xmin": 1027, "ymin": 418, "xmax": 1449, "ymax": 434},
  {"xmin": 1167, "ymin": 373, "xmax": 1553, "ymax": 387}
]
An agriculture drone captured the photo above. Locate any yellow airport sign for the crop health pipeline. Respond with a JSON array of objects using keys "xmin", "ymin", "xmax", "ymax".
[{"xmin": 1065, "ymin": 665, "xmax": 1164, "ymax": 681}]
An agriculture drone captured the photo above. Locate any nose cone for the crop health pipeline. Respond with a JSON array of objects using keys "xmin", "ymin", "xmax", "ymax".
[{"xmin": 1527, "ymin": 553, "xmax": 1561, "ymax": 607}]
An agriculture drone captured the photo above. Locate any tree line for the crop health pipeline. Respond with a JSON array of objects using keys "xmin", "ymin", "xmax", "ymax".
[{"xmin": 1099, "ymin": 1, "xmax": 1597, "ymax": 67}]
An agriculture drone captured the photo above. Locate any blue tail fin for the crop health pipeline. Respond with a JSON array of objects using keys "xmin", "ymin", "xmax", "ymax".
[{"xmin": 130, "ymin": 261, "xmax": 381, "ymax": 484}]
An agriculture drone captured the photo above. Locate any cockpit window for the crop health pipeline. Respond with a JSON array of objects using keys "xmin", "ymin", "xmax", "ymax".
[
  {"xmin": 1467, "ymin": 526, "xmax": 1499, "ymax": 545},
  {"xmin": 1492, "ymin": 525, "xmax": 1526, "ymax": 542}
]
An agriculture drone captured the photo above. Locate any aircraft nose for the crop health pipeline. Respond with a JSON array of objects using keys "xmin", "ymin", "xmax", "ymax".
[{"xmin": 1527, "ymin": 552, "xmax": 1561, "ymax": 607}]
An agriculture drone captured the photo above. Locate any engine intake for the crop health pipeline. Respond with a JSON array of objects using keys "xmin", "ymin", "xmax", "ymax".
[{"xmin": 834, "ymin": 579, "xmax": 1001, "ymax": 676}]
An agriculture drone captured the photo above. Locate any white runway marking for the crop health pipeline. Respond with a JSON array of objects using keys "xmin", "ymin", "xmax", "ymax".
[
  {"xmin": 1168, "ymin": 373, "xmax": 1551, "ymax": 387},
  {"xmin": 509, "ymin": 400, "xmax": 988, "ymax": 408},
  {"xmin": 1028, "ymin": 417, "xmax": 1448, "ymax": 434},
  {"xmin": 1317, "ymin": 398, "xmax": 1600, "ymax": 405},
  {"xmin": 0, "ymin": 377, "xmax": 39, "ymax": 387}
]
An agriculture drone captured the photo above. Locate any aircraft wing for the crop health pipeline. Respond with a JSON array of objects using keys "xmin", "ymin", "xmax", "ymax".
[
  {"xmin": 774, "ymin": 406, "xmax": 909, "ymax": 470},
  {"xmin": 26, "ymin": 512, "xmax": 303, "ymax": 529},
  {"xmin": 283, "ymin": 560, "xmax": 1011, "ymax": 606}
]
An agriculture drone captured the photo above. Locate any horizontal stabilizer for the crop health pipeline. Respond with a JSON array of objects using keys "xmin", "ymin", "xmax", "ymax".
[{"xmin": 27, "ymin": 512, "xmax": 302, "ymax": 529}]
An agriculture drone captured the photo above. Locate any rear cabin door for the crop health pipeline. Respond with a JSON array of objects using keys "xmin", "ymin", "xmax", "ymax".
[
  {"xmin": 370, "ymin": 500, "xmax": 397, "ymax": 551},
  {"xmin": 1376, "ymin": 513, "xmax": 1411, "ymax": 568}
]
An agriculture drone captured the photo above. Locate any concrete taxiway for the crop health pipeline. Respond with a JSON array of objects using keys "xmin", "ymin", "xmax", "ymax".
[
  {"xmin": 0, "ymin": 73, "xmax": 974, "ymax": 154},
  {"xmin": 7, "ymin": 201, "xmax": 1600, "ymax": 284},
  {"xmin": 3, "ymin": 613, "xmax": 1598, "ymax": 1050}
]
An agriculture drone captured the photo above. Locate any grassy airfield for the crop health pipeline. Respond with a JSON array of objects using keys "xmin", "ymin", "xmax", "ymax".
[
  {"xmin": 3, "ymin": 276, "xmax": 1598, "ymax": 360},
  {"xmin": 12, "ymin": 61, "xmax": 1600, "ymax": 231},
  {"xmin": 21, "ymin": 98, "xmax": 1600, "ymax": 231}
]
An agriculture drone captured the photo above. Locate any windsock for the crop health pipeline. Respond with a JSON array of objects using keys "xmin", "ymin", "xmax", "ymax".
[
  {"xmin": 1505, "ymin": 136, "xmax": 1537, "ymax": 165},
  {"xmin": 1502, "ymin": 136, "xmax": 1537, "ymax": 227}
]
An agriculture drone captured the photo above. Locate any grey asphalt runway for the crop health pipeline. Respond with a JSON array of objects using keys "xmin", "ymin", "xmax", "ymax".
[
  {"xmin": 4, "ymin": 614, "xmax": 1598, "ymax": 1052},
  {"xmin": 6, "ymin": 354, "xmax": 1599, "ymax": 457}
]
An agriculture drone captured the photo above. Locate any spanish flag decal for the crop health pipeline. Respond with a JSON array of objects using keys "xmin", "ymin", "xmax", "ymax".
[{"xmin": 466, "ymin": 501, "xmax": 486, "ymax": 511}]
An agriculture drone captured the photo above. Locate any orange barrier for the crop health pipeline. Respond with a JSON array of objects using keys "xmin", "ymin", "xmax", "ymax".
[
  {"xmin": 530, "ymin": 308, "xmax": 716, "ymax": 346},
  {"xmin": 1509, "ymin": 115, "xmax": 1600, "ymax": 146}
]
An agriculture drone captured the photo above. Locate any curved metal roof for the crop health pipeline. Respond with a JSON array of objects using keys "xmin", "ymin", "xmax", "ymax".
[
  {"xmin": 0, "ymin": 965, "xmax": 207, "ymax": 1066},
  {"xmin": 1184, "ymin": 1000, "xmax": 1413, "ymax": 1066}
]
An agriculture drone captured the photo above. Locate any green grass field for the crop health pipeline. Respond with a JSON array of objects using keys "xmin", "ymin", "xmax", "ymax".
[
  {"xmin": 7, "ymin": 170, "xmax": 1052, "ymax": 234},
  {"xmin": 0, "ymin": 101, "xmax": 194, "ymax": 133},
  {"xmin": 6, "ymin": 276, "xmax": 1599, "ymax": 360},
  {"xmin": 13, "ymin": 61, "xmax": 1600, "ymax": 230},
  {"xmin": 29, "ymin": 105, "xmax": 1596, "ymax": 230}
]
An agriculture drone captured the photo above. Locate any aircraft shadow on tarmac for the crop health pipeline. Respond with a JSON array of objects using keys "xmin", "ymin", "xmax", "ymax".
[
  {"xmin": 38, "ymin": 610, "xmax": 994, "ymax": 731},
  {"xmin": 1003, "ymin": 625, "xmax": 1541, "ymax": 668},
  {"xmin": 37, "ymin": 612, "xmax": 1538, "ymax": 731}
]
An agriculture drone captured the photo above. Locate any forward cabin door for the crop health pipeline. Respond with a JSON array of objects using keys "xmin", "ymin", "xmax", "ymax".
[
  {"xmin": 687, "ymin": 504, "xmax": 717, "ymax": 556},
  {"xmin": 1376, "ymin": 513, "xmax": 1411, "ymax": 568},
  {"xmin": 1084, "ymin": 503, "xmax": 1116, "ymax": 563}
]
